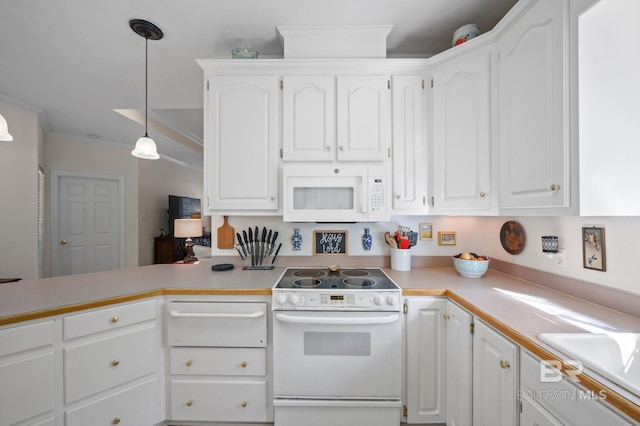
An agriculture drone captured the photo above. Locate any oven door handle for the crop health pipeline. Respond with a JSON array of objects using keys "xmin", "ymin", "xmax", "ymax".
[
  {"xmin": 169, "ymin": 310, "xmax": 265, "ymax": 319},
  {"xmin": 275, "ymin": 313, "xmax": 399, "ymax": 325}
]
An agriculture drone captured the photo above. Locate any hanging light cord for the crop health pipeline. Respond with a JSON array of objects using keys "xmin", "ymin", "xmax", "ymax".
[{"xmin": 144, "ymin": 36, "xmax": 149, "ymax": 137}]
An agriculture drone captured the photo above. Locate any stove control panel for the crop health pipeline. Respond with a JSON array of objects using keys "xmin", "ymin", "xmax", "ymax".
[{"xmin": 272, "ymin": 290, "xmax": 401, "ymax": 311}]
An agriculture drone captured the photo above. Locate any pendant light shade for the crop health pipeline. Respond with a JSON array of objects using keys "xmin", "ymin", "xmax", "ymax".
[
  {"xmin": 129, "ymin": 19, "xmax": 163, "ymax": 160},
  {"xmin": 0, "ymin": 113, "xmax": 13, "ymax": 141}
]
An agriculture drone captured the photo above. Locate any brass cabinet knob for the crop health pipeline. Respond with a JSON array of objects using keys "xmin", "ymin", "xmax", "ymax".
[
  {"xmin": 60, "ymin": 239, "xmax": 67, "ymax": 245},
  {"xmin": 443, "ymin": 314, "xmax": 451, "ymax": 320},
  {"xmin": 241, "ymin": 361, "xmax": 247, "ymax": 368},
  {"xmin": 185, "ymin": 360, "xmax": 192, "ymax": 367},
  {"xmin": 269, "ymin": 195, "xmax": 275, "ymax": 201},
  {"xmin": 550, "ymin": 184, "xmax": 561, "ymax": 191},
  {"xmin": 479, "ymin": 192, "xmax": 486, "ymax": 198},
  {"xmin": 241, "ymin": 401, "xmax": 248, "ymax": 408},
  {"xmin": 500, "ymin": 360, "xmax": 510, "ymax": 369},
  {"xmin": 339, "ymin": 145, "xmax": 345, "ymax": 151},
  {"xmin": 186, "ymin": 400, "xmax": 193, "ymax": 407},
  {"xmin": 111, "ymin": 316, "xmax": 119, "ymax": 323},
  {"xmin": 111, "ymin": 359, "xmax": 120, "ymax": 367},
  {"xmin": 326, "ymin": 145, "xmax": 332, "ymax": 151},
  {"xmin": 112, "ymin": 417, "xmax": 120, "ymax": 425}
]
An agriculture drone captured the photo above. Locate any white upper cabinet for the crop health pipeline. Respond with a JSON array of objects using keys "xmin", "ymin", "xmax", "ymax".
[
  {"xmin": 205, "ymin": 75, "xmax": 280, "ymax": 213},
  {"xmin": 282, "ymin": 74, "xmax": 391, "ymax": 163},
  {"xmin": 391, "ymin": 75, "xmax": 428, "ymax": 214},
  {"xmin": 497, "ymin": 0, "xmax": 570, "ymax": 213},
  {"xmin": 281, "ymin": 76, "xmax": 336, "ymax": 162},
  {"xmin": 431, "ymin": 46, "xmax": 493, "ymax": 214},
  {"xmin": 336, "ymin": 75, "xmax": 391, "ymax": 162}
]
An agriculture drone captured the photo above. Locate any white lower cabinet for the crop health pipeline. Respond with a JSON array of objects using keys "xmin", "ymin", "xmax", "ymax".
[
  {"xmin": 167, "ymin": 300, "xmax": 269, "ymax": 424},
  {"xmin": 520, "ymin": 350, "xmax": 634, "ymax": 426},
  {"xmin": 405, "ymin": 298, "xmax": 472, "ymax": 425},
  {"xmin": 472, "ymin": 319, "xmax": 518, "ymax": 426},
  {"xmin": 0, "ymin": 321, "xmax": 55, "ymax": 426}
]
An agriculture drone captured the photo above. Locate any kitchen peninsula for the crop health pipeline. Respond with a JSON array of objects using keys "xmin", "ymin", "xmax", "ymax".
[{"xmin": 1, "ymin": 261, "xmax": 638, "ymax": 425}]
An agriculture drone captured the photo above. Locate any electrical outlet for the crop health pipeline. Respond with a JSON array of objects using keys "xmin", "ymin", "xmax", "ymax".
[{"xmin": 554, "ymin": 249, "xmax": 566, "ymax": 269}]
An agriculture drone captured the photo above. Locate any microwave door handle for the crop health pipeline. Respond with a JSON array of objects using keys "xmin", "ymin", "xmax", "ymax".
[
  {"xmin": 275, "ymin": 313, "xmax": 399, "ymax": 325},
  {"xmin": 361, "ymin": 175, "xmax": 368, "ymax": 213}
]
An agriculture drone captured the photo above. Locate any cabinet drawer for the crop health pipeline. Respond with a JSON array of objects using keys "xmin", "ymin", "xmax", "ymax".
[
  {"xmin": 64, "ymin": 325, "xmax": 157, "ymax": 403},
  {"xmin": 0, "ymin": 320, "xmax": 54, "ymax": 356},
  {"xmin": 521, "ymin": 351, "xmax": 633, "ymax": 425},
  {"xmin": 65, "ymin": 378, "xmax": 160, "ymax": 426},
  {"xmin": 64, "ymin": 299, "xmax": 156, "ymax": 340},
  {"xmin": 168, "ymin": 302, "xmax": 267, "ymax": 347},
  {"xmin": 0, "ymin": 352, "xmax": 55, "ymax": 425},
  {"xmin": 170, "ymin": 347, "xmax": 266, "ymax": 376},
  {"xmin": 171, "ymin": 379, "xmax": 267, "ymax": 422}
]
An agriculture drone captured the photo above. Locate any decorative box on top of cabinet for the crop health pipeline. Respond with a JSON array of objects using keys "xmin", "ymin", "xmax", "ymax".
[
  {"xmin": 0, "ymin": 320, "xmax": 55, "ymax": 426},
  {"xmin": 497, "ymin": 0, "xmax": 571, "ymax": 214}
]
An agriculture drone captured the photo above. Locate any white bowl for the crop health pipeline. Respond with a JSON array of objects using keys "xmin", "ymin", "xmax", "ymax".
[
  {"xmin": 452, "ymin": 24, "xmax": 480, "ymax": 46},
  {"xmin": 453, "ymin": 255, "xmax": 490, "ymax": 278}
]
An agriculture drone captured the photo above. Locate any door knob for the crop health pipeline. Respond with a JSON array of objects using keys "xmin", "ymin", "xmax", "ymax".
[
  {"xmin": 500, "ymin": 360, "xmax": 510, "ymax": 369},
  {"xmin": 60, "ymin": 239, "xmax": 67, "ymax": 245}
]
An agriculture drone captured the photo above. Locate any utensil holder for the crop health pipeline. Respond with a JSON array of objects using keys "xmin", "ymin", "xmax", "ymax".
[{"xmin": 390, "ymin": 248, "xmax": 411, "ymax": 271}]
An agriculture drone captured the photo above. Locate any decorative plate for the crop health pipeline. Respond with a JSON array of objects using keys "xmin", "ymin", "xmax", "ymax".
[{"xmin": 500, "ymin": 221, "xmax": 526, "ymax": 255}]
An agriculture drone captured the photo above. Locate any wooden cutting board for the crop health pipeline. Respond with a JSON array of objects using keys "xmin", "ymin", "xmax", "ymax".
[{"xmin": 217, "ymin": 216, "xmax": 234, "ymax": 249}]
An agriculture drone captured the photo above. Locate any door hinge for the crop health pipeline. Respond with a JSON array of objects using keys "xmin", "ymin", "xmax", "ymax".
[
  {"xmin": 207, "ymin": 81, "xmax": 210, "ymax": 91},
  {"xmin": 431, "ymin": 196, "xmax": 434, "ymax": 207},
  {"xmin": 403, "ymin": 300, "xmax": 408, "ymax": 314},
  {"xmin": 280, "ymin": 80, "xmax": 283, "ymax": 90},
  {"xmin": 387, "ymin": 79, "xmax": 390, "ymax": 90},
  {"xmin": 430, "ymin": 78, "xmax": 434, "ymax": 88},
  {"xmin": 388, "ymin": 147, "xmax": 391, "ymax": 158},
  {"xmin": 470, "ymin": 322, "xmax": 475, "ymax": 334},
  {"xmin": 403, "ymin": 405, "xmax": 408, "ymax": 417},
  {"xmin": 280, "ymin": 148, "xmax": 283, "ymax": 158},
  {"xmin": 422, "ymin": 79, "xmax": 425, "ymax": 89},
  {"xmin": 423, "ymin": 196, "xmax": 426, "ymax": 206},
  {"xmin": 206, "ymin": 196, "xmax": 209, "ymax": 207},
  {"xmin": 519, "ymin": 400, "xmax": 523, "ymax": 414}
]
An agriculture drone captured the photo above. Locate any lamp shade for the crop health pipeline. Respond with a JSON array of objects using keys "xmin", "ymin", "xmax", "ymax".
[
  {"xmin": 131, "ymin": 136, "xmax": 159, "ymax": 159},
  {"xmin": 174, "ymin": 218, "xmax": 203, "ymax": 238},
  {"xmin": 0, "ymin": 113, "xmax": 13, "ymax": 141}
]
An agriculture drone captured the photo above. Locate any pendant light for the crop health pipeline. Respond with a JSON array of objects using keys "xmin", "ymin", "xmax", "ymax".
[
  {"xmin": 130, "ymin": 19, "xmax": 163, "ymax": 160},
  {"xmin": 0, "ymin": 113, "xmax": 13, "ymax": 141}
]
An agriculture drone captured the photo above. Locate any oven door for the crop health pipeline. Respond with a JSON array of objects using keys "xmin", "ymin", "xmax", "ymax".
[{"xmin": 273, "ymin": 311, "xmax": 401, "ymax": 399}]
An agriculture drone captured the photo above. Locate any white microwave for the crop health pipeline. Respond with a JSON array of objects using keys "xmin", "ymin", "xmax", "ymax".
[{"xmin": 283, "ymin": 164, "xmax": 390, "ymax": 222}]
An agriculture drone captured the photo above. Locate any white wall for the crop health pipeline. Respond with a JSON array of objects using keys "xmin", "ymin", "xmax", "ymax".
[
  {"xmin": 43, "ymin": 135, "xmax": 139, "ymax": 274},
  {"xmin": 0, "ymin": 101, "xmax": 41, "ymax": 280},
  {"xmin": 138, "ymin": 158, "xmax": 204, "ymax": 265}
]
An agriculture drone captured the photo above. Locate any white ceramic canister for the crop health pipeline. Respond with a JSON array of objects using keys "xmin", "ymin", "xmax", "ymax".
[{"xmin": 390, "ymin": 248, "xmax": 411, "ymax": 271}]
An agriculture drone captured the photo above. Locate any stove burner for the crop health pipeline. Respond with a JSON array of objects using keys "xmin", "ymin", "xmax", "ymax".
[
  {"xmin": 293, "ymin": 279, "xmax": 322, "ymax": 287},
  {"xmin": 292, "ymin": 270, "xmax": 327, "ymax": 278},
  {"xmin": 343, "ymin": 278, "xmax": 376, "ymax": 288},
  {"xmin": 341, "ymin": 269, "xmax": 371, "ymax": 277}
]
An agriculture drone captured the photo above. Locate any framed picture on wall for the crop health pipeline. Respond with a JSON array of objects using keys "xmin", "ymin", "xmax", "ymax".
[
  {"xmin": 582, "ymin": 227, "xmax": 606, "ymax": 271},
  {"xmin": 438, "ymin": 231, "xmax": 457, "ymax": 246},
  {"xmin": 419, "ymin": 223, "xmax": 433, "ymax": 240}
]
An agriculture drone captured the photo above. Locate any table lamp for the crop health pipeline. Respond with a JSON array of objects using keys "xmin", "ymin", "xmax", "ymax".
[{"xmin": 174, "ymin": 218, "xmax": 203, "ymax": 263}]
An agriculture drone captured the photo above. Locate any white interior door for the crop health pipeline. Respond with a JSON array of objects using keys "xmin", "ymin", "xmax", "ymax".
[{"xmin": 52, "ymin": 171, "xmax": 124, "ymax": 277}]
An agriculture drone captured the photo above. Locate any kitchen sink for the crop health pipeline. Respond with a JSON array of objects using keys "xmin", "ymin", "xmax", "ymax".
[{"xmin": 538, "ymin": 333, "xmax": 640, "ymax": 396}]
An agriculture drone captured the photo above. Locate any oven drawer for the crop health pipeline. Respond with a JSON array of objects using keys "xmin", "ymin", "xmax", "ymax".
[
  {"xmin": 168, "ymin": 302, "xmax": 267, "ymax": 347},
  {"xmin": 170, "ymin": 347, "xmax": 266, "ymax": 376},
  {"xmin": 274, "ymin": 399, "xmax": 401, "ymax": 426},
  {"xmin": 170, "ymin": 379, "xmax": 267, "ymax": 422}
]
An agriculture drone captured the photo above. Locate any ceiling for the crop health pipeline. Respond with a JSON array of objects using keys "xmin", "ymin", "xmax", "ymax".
[{"xmin": 0, "ymin": 0, "xmax": 517, "ymax": 170}]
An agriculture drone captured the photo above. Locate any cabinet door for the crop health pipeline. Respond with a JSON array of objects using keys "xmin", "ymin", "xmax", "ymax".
[
  {"xmin": 206, "ymin": 76, "xmax": 279, "ymax": 212},
  {"xmin": 391, "ymin": 75, "xmax": 428, "ymax": 214},
  {"xmin": 498, "ymin": 0, "xmax": 569, "ymax": 211},
  {"xmin": 473, "ymin": 320, "xmax": 518, "ymax": 426},
  {"xmin": 282, "ymin": 76, "xmax": 335, "ymax": 162},
  {"xmin": 432, "ymin": 48, "xmax": 492, "ymax": 213},
  {"xmin": 520, "ymin": 394, "xmax": 563, "ymax": 426},
  {"xmin": 405, "ymin": 298, "xmax": 446, "ymax": 423},
  {"xmin": 337, "ymin": 75, "xmax": 391, "ymax": 162},
  {"xmin": 445, "ymin": 301, "xmax": 472, "ymax": 426}
]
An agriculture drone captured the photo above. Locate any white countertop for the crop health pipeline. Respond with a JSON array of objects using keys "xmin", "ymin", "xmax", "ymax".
[{"xmin": 1, "ymin": 261, "xmax": 639, "ymax": 420}]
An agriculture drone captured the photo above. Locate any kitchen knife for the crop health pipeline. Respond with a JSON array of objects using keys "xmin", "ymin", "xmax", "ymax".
[
  {"xmin": 236, "ymin": 232, "xmax": 247, "ymax": 258},
  {"xmin": 269, "ymin": 231, "xmax": 279, "ymax": 255},
  {"xmin": 271, "ymin": 242, "xmax": 282, "ymax": 265},
  {"xmin": 265, "ymin": 229, "xmax": 272, "ymax": 261},
  {"xmin": 255, "ymin": 226, "xmax": 260, "ymax": 265},
  {"xmin": 248, "ymin": 228, "xmax": 255, "ymax": 266},
  {"xmin": 234, "ymin": 244, "xmax": 245, "ymax": 261},
  {"xmin": 260, "ymin": 227, "xmax": 267, "ymax": 265}
]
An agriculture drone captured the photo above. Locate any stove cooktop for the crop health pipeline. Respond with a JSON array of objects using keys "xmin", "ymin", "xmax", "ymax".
[{"xmin": 274, "ymin": 268, "xmax": 399, "ymax": 290}]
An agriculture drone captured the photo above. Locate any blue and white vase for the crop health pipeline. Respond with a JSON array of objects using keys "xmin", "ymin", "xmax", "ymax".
[
  {"xmin": 292, "ymin": 228, "xmax": 302, "ymax": 251},
  {"xmin": 362, "ymin": 228, "xmax": 372, "ymax": 251}
]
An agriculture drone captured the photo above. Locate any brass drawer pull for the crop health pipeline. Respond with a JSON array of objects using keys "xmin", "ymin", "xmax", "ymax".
[
  {"xmin": 112, "ymin": 417, "xmax": 120, "ymax": 425},
  {"xmin": 241, "ymin": 401, "xmax": 248, "ymax": 408},
  {"xmin": 185, "ymin": 360, "xmax": 192, "ymax": 367},
  {"xmin": 111, "ymin": 316, "xmax": 119, "ymax": 323},
  {"xmin": 443, "ymin": 314, "xmax": 451, "ymax": 320},
  {"xmin": 500, "ymin": 360, "xmax": 510, "ymax": 369},
  {"xmin": 111, "ymin": 359, "xmax": 120, "ymax": 367},
  {"xmin": 241, "ymin": 361, "xmax": 247, "ymax": 368},
  {"xmin": 186, "ymin": 400, "xmax": 193, "ymax": 407}
]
